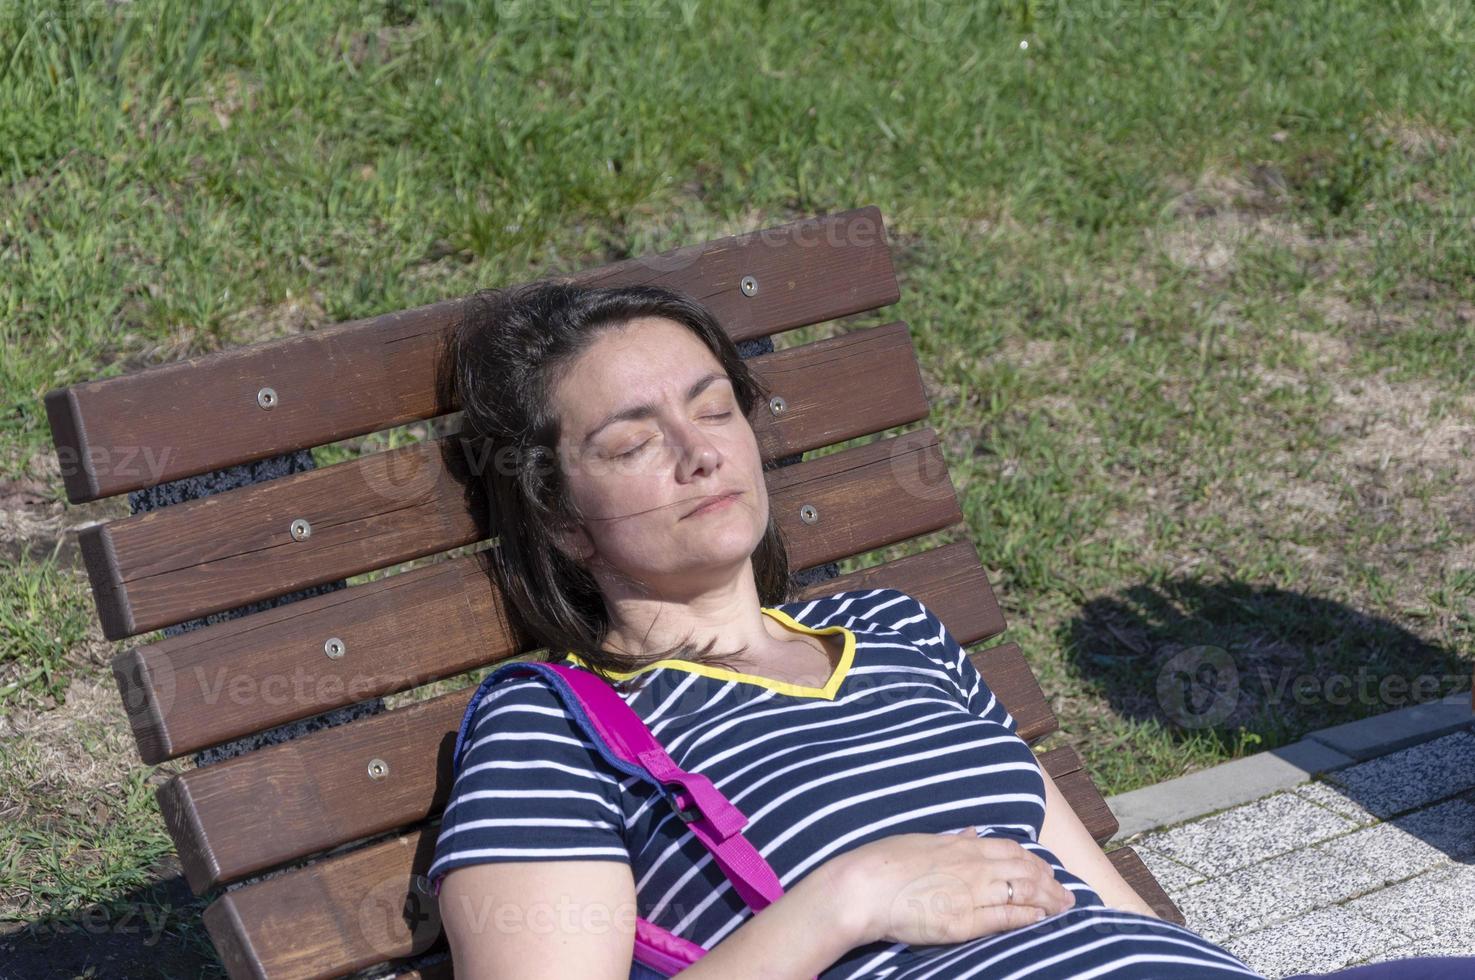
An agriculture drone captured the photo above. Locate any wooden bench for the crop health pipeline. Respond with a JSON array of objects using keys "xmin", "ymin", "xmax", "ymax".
[{"xmin": 44, "ymin": 205, "xmax": 1183, "ymax": 979}]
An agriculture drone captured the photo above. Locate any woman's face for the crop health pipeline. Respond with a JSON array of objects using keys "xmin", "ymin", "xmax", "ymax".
[{"xmin": 549, "ymin": 316, "xmax": 770, "ymax": 595}]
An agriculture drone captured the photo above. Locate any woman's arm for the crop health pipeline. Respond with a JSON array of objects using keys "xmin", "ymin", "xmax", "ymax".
[
  {"xmin": 439, "ymin": 855, "xmax": 861, "ymax": 979},
  {"xmin": 674, "ymin": 856, "xmax": 861, "ymax": 978},
  {"xmin": 1035, "ymin": 764, "xmax": 1161, "ymax": 919}
]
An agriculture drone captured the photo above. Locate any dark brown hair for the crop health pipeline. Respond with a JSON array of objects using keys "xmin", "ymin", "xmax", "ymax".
[{"xmin": 446, "ymin": 280, "xmax": 793, "ymax": 682}]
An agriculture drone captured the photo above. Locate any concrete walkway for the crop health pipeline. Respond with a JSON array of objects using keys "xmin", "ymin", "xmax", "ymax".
[{"xmin": 1111, "ymin": 725, "xmax": 1475, "ymax": 977}]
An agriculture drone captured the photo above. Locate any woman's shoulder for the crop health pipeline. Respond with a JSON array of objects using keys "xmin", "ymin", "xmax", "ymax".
[
  {"xmin": 471, "ymin": 667, "xmax": 573, "ymax": 715},
  {"xmin": 458, "ymin": 667, "xmax": 614, "ymax": 760},
  {"xmin": 774, "ymin": 586, "xmax": 930, "ymax": 635}
]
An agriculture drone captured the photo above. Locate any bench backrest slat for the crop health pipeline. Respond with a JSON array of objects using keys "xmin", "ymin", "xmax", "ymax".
[{"xmin": 47, "ymin": 207, "xmax": 897, "ymax": 503}]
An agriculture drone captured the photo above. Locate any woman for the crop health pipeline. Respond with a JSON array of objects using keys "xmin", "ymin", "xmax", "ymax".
[{"xmin": 428, "ymin": 281, "xmax": 1471, "ymax": 978}]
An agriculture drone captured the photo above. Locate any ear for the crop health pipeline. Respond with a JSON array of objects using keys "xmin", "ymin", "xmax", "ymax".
[{"xmin": 550, "ymin": 520, "xmax": 594, "ymax": 564}]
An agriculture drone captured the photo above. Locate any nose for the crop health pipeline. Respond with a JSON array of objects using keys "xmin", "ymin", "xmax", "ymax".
[{"xmin": 673, "ymin": 420, "xmax": 722, "ymax": 482}]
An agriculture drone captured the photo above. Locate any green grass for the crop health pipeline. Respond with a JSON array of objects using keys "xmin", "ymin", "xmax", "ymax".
[
  {"xmin": 2, "ymin": 0, "xmax": 1473, "ymax": 965},
  {"xmin": 0, "ymin": 544, "xmax": 94, "ymax": 710}
]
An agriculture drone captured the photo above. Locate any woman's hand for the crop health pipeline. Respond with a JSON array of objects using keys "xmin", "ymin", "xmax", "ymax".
[{"xmin": 829, "ymin": 827, "xmax": 1076, "ymax": 948}]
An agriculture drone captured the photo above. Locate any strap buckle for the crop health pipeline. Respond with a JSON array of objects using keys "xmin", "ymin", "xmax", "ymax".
[{"xmin": 672, "ymin": 794, "xmax": 703, "ymax": 823}]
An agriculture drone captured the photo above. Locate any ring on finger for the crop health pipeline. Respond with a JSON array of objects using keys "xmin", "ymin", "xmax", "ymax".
[{"xmin": 1005, "ymin": 879, "xmax": 1014, "ymax": 904}]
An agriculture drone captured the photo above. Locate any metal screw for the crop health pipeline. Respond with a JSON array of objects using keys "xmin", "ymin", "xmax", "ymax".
[
  {"xmin": 799, "ymin": 503, "xmax": 819, "ymax": 525},
  {"xmin": 324, "ymin": 637, "xmax": 345, "ymax": 660},
  {"xmin": 367, "ymin": 758, "xmax": 389, "ymax": 780},
  {"xmin": 290, "ymin": 518, "xmax": 311, "ymax": 541},
  {"xmin": 769, "ymin": 395, "xmax": 787, "ymax": 416},
  {"xmin": 740, "ymin": 275, "xmax": 758, "ymax": 297},
  {"xmin": 257, "ymin": 387, "xmax": 277, "ymax": 410}
]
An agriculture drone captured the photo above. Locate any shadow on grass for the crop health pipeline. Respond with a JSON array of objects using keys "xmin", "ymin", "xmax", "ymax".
[
  {"xmin": 1064, "ymin": 575, "xmax": 1472, "ymax": 755},
  {"xmin": 0, "ymin": 860, "xmax": 221, "ymax": 980},
  {"xmin": 1074, "ymin": 578, "xmax": 1475, "ymax": 944}
]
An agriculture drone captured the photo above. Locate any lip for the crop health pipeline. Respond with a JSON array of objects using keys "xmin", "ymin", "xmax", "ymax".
[{"xmin": 683, "ymin": 491, "xmax": 742, "ymax": 519}]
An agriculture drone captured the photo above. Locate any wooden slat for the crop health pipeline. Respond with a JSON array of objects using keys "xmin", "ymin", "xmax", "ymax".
[
  {"xmin": 202, "ymin": 827, "xmax": 440, "ymax": 980},
  {"xmin": 760, "ymin": 429, "xmax": 962, "ymax": 572},
  {"xmin": 158, "ymin": 548, "xmax": 1031, "ymax": 893},
  {"xmin": 792, "ymin": 539, "xmax": 1007, "ymax": 644},
  {"xmin": 116, "ymin": 551, "xmax": 511, "ymax": 765},
  {"xmin": 1036, "ymin": 745, "xmax": 1120, "ymax": 843},
  {"xmin": 199, "ymin": 750, "xmax": 1146, "ymax": 980},
  {"xmin": 81, "ymin": 323, "xmax": 932, "ymax": 640},
  {"xmin": 1107, "ymin": 846, "xmax": 1186, "ymax": 925},
  {"xmin": 161, "ymin": 686, "xmax": 464, "ymax": 894},
  {"xmin": 972, "ymin": 642, "xmax": 1056, "ymax": 744},
  {"xmin": 45, "ymin": 207, "xmax": 898, "ymax": 504}
]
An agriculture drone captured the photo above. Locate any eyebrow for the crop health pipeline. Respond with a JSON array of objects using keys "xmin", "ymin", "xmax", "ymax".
[{"xmin": 581, "ymin": 371, "xmax": 732, "ymax": 451}]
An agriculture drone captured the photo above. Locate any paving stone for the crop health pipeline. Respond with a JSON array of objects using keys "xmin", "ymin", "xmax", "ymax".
[
  {"xmin": 1324, "ymin": 731, "xmax": 1475, "ymax": 819},
  {"xmin": 1314, "ymin": 825, "xmax": 1452, "ymax": 887},
  {"xmin": 1316, "ymin": 797, "xmax": 1475, "ymax": 886},
  {"xmin": 1131, "ymin": 844, "xmax": 1206, "ymax": 894},
  {"xmin": 1389, "ymin": 797, "xmax": 1475, "ymax": 860},
  {"xmin": 1135, "ymin": 790, "xmax": 1360, "ymax": 877},
  {"xmin": 1342, "ymin": 862, "xmax": 1475, "ymax": 943},
  {"xmin": 1172, "ymin": 876, "xmax": 1256, "ymax": 944},
  {"xmin": 1220, "ymin": 905, "xmax": 1410, "ymax": 979},
  {"xmin": 1292, "ymin": 781, "xmax": 1380, "ymax": 827},
  {"xmin": 1352, "ymin": 924, "xmax": 1475, "ymax": 965},
  {"xmin": 1171, "ymin": 846, "xmax": 1385, "ymax": 943}
]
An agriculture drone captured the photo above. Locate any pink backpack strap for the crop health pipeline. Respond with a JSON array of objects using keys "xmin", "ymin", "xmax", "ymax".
[
  {"xmin": 546, "ymin": 663, "xmax": 787, "ymax": 912},
  {"xmin": 446, "ymin": 659, "xmax": 786, "ymax": 911},
  {"xmin": 445, "ymin": 658, "xmax": 815, "ymax": 978}
]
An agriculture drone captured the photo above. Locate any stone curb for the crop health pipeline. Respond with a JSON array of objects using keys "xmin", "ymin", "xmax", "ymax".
[
  {"xmin": 1304, "ymin": 690, "xmax": 1475, "ymax": 760},
  {"xmin": 1105, "ymin": 692, "xmax": 1475, "ymax": 843}
]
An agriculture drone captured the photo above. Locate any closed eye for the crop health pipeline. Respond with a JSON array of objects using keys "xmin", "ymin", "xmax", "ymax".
[{"xmin": 614, "ymin": 412, "xmax": 732, "ymax": 459}]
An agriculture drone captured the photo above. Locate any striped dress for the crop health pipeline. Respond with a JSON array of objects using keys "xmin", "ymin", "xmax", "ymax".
[{"xmin": 429, "ymin": 588, "xmax": 1263, "ymax": 978}]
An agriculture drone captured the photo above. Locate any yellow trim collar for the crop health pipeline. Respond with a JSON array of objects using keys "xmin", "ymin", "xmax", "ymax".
[{"xmin": 563, "ymin": 607, "xmax": 855, "ymax": 700}]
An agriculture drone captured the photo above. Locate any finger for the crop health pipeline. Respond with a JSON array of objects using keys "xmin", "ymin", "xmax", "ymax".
[
  {"xmin": 995, "ymin": 871, "xmax": 1072, "ymax": 914},
  {"xmin": 1015, "ymin": 847, "xmax": 1053, "ymax": 877},
  {"xmin": 997, "ymin": 874, "xmax": 1048, "ymax": 911},
  {"xmin": 974, "ymin": 836, "xmax": 1029, "ymax": 859},
  {"xmin": 1033, "ymin": 875, "xmax": 1076, "ymax": 912},
  {"xmin": 1014, "ymin": 851, "xmax": 1070, "ymax": 903},
  {"xmin": 971, "ymin": 901, "xmax": 1048, "ymax": 936},
  {"xmin": 1020, "ymin": 861, "xmax": 1072, "ymax": 904},
  {"xmin": 988, "ymin": 857, "xmax": 1046, "ymax": 885}
]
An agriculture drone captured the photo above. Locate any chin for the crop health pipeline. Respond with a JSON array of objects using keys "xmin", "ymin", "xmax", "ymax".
[{"xmin": 675, "ymin": 528, "xmax": 764, "ymax": 569}]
